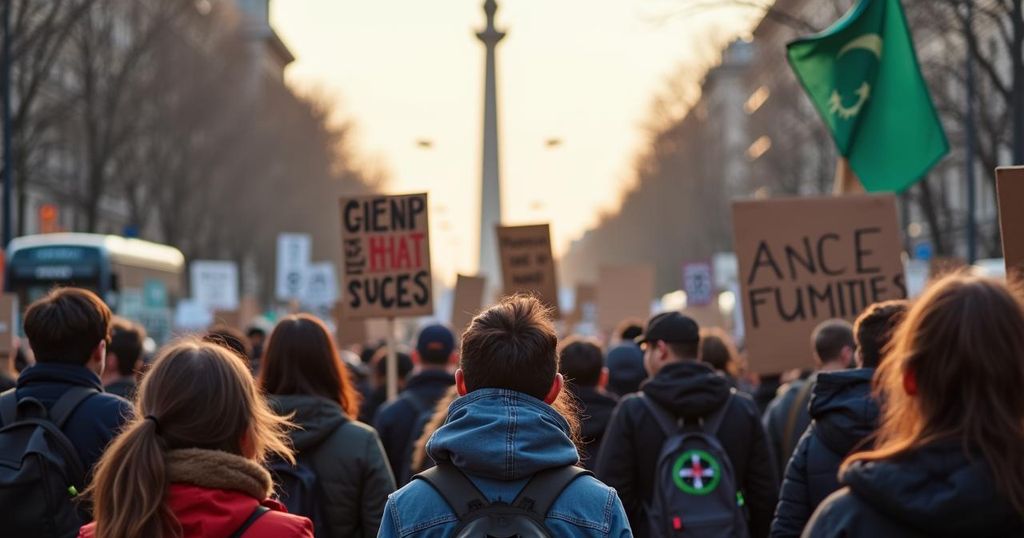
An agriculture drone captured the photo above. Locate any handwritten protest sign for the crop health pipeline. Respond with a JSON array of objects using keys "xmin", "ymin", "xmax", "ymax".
[
  {"xmin": 496, "ymin": 224, "xmax": 560, "ymax": 317},
  {"xmin": 597, "ymin": 264, "xmax": 654, "ymax": 332},
  {"xmin": 451, "ymin": 274, "xmax": 486, "ymax": 336},
  {"xmin": 190, "ymin": 261, "xmax": 239, "ymax": 311},
  {"xmin": 339, "ymin": 193, "xmax": 433, "ymax": 319},
  {"xmin": 333, "ymin": 302, "xmax": 368, "ymax": 347},
  {"xmin": 997, "ymin": 167, "xmax": 1024, "ymax": 280},
  {"xmin": 733, "ymin": 194, "xmax": 906, "ymax": 373},
  {"xmin": 683, "ymin": 260, "xmax": 715, "ymax": 306}
]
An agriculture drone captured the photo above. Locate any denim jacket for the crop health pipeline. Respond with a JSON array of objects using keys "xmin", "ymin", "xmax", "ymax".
[{"xmin": 377, "ymin": 388, "xmax": 633, "ymax": 537}]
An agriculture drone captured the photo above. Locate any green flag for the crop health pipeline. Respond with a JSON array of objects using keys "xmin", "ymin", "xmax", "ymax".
[{"xmin": 787, "ymin": 0, "xmax": 948, "ymax": 192}]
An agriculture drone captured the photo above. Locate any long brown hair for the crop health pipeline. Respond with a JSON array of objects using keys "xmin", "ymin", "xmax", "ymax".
[
  {"xmin": 88, "ymin": 339, "xmax": 294, "ymax": 538},
  {"xmin": 259, "ymin": 314, "xmax": 360, "ymax": 418},
  {"xmin": 844, "ymin": 276, "xmax": 1024, "ymax": 514},
  {"xmin": 699, "ymin": 327, "xmax": 740, "ymax": 378}
]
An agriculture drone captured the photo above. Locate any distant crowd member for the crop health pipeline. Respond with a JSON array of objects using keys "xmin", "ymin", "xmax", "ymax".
[
  {"xmin": 0, "ymin": 289, "xmax": 131, "ymax": 536},
  {"xmin": 80, "ymin": 340, "xmax": 313, "ymax": 538},
  {"xmin": 357, "ymin": 347, "xmax": 413, "ymax": 424},
  {"xmin": 614, "ymin": 318, "xmax": 645, "ymax": 344},
  {"xmin": 605, "ymin": 343, "xmax": 645, "ymax": 397},
  {"xmin": 770, "ymin": 301, "xmax": 908, "ymax": 537},
  {"xmin": 375, "ymin": 324, "xmax": 457, "ymax": 483},
  {"xmin": 246, "ymin": 325, "xmax": 267, "ymax": 370},
  {"xmin": 204, "ymin": 324, "xmax": 252, "ymax": 365},
  {"xmin": 700, "ymin": 327, "xmax": 742, "ymax": 382},
  {"xmin": 0, "ymin": 346, "xmax": 17, "ymax": 391},
  {"xmin": 763, "ymin": 319, "xmax": 854, "ymax": 474},
  {"xmin": 380, "ymin": 296, "xmax": 632, "ymax": 537},
  {"xmin": 101, "ymin": 318, "xmax": 146, "ymax": 400},
  {"xmin": 596, "ymin": 311, "xmax": 777, "ymax": 537},
  {"xmin": 805, "ymin": 276, "xmax": 1024, "ymax": 536},
  {"xmin": 408, "ymin": 386, "xmax": 460, "ymax": 476},
  {"xmin": 559, "ymin": 336, "xmax": 618, "ymax": 469},
  {"xmin": 260, "ymin": 315, "xmax": 394, "ymax": 537}
]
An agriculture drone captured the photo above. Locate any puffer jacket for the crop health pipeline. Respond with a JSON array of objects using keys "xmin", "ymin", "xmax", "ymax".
[
  {"xmin": 79, "ymin": 448, "xmax": 313, "ymax": 538},
  {"xmin": 270, "ymin": 394, "xmax": 395, "ymax": 538},
  {"xmin": 379, "ymin": 388, "xmax": 633, "ymax": 537},
  {"xmin": 803, "ymin": 443, "xmax": 1024, "ymax": 537},
  {"xmin": 595, "ymin": 360, "xmax": 778, "ymax": 538},
  {"xmin": 770, "ymin": 369, "xmax": 878, "ymax": 537}
]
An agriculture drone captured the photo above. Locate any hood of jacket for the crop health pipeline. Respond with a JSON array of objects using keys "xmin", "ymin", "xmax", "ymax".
[
  {"xmin": 574, "ymin": 386, "xmax": 618, "ymax": 440},
  {"xmin": 426, "ymin": 388, "xmax": 579, "ymax": 481},
  {"xmin": 809, "ymin": 368, "xmax": 878, "ymax": 456},
  {"xmin": 843, "ymin": 443, "xmax": 1023, "ymax": 535},
  {"xmin": 269, "ymin": 394, "xmax": 347, "ymax": 452},
  {"xmin": 641, "ymin": 360, "xmax": 730, "ymax": 418}
]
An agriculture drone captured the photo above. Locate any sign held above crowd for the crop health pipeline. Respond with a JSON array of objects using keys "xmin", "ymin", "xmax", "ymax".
[
  {"xmin": 496, "ymin": 224, "xmax": 560, "ymax": 317},
  {"xmin": 733, "ymin": 194, "xmax": 906, "ymax": 373}
]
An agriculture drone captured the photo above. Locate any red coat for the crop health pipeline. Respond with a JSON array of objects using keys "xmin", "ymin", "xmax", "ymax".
[{"xmin": 79, "ymin": 483, "xmax": 314, "ymax": 538}]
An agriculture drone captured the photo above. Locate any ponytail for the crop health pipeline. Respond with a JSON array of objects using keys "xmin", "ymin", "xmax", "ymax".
[{"xmin": 88, "ymin": 416, "xmax": 174, "ymax": 538}]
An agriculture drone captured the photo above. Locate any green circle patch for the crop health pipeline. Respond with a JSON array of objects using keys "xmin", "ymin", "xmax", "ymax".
[{"xmin": 671, "ymin": 449, "xmax": 721, "ymax": 495}]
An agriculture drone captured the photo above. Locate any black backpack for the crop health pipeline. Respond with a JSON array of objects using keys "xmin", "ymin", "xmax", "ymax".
[
  {"xmin": 268, "ymin": 450, "xmax": 328, "ymax": 537},
  {"xmin": 0, "ymin": 386, "xmax": 97, "ymax": 538},
  {"xmin": 414, "ymin": 462, "xmax": 590, "ymax": 538}
]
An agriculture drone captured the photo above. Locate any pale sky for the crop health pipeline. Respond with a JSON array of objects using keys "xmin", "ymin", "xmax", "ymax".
[{"xmin": 271, "ymin": 1, "xmax": 759, "ymax": 285}]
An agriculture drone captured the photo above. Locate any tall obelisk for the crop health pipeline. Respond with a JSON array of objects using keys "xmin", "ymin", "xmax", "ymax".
[{"xmin": 476, "ymin": 0, "xmax": 505, "ymax": 286}]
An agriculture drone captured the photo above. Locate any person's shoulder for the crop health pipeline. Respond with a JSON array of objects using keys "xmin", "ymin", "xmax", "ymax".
[
  {"xmin": 251, "ymin": 507, "xmax": 315, "ymax": 537},
  {"xmin": 548, "ymin": 473, "xmax": 626, "ymax": 533},
  {"xmin": 335, "ymin": 416, "xmax": 381, "ymax": 442},
  {"xmin": 805, "ymin": 486, "xmax": 868, "ymax": 536},
  {"xmin": 83, "ymin": 389, "xmax": 132, "ymax": 421},
  {"xmin": 727, "ymin": 390, "xmax": 760, "ymax": 417},
  {"xmin": 384, "ymin": 475, "xmax": 459, "ymax": 533}
]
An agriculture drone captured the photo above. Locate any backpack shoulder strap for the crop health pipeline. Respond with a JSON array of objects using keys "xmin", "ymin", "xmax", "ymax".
[
  {"xmin": 0, "ymin": 388, "xmax": 16, "ymax": 425},
  {"xmin": 512, "ymin": 465, "xmax": 591, "ymax": 517},
  {"xmin": 229, "ymin": 505, "xmax": 269, "ymax": 538},
  {"xmin": 639, "ymin": 394, "xmax": 679, "ymax": 438},
  {"xmin": 782, "ymin": 380, "xmax": 814, "ymax": 458},
  {"xmin": 703, "ymin": 391, "xmax": 735, "ymax": 437},
  {"xmin": 48, "ymin": 386, "xmax": 100, "ymax": 429},
  {"xmin": 414, "ymin": 462, "xmax": 489, "ymax": 519}
]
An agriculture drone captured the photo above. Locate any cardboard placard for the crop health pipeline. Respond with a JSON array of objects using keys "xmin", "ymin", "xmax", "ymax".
[
  {"xmin": 0, "ymin": 294, "xmax": 15, "ymax": 355},
  {"xmin": 929, "ymin": 257, "xmax": 967, "ymax": 279},
  {"xmin": 596, "ymin": 264, "xmax": 655, "ymax": 332},
  {"xmin": 683, "ymin": 260, "xmax": 715, "ymax": 306},
  {"xmin": 190, "ymin": 260, "xmax": 239, "ymax": 311},
  {"xmin": 211, "ymin": 309, "xmax": 241, "ymax": 330},
  {"xmin": 683, "ymin": 304, "xmax": 728, "ymax": 331},
  {"xmin": 496, "ymin": 224, "xmax": 560, "ymax": 317},
  {"xmin": 339, "ymin": 193, "xmax": 433, "ymax": 319},
  {"xmin": 333, "ymin": 302, "xmax": 368, "ymax": 347},
  {"xmin": 451, "ymin": 274, "xmax": 486, "ymax": 337},
  {"xmin": 997, "ymin": 167, "xmax": 1024, "ymax": 279},
  {"xmin": 733, "ymin": 195, "xmax": 906, "ymax": 373},
  {"xmin": 566, "ymin": 283, "xmax": 596, "ymax": 324},
  {"xmin": 277, "ymin": 233, "xmax": 312, "ymax": 301}
]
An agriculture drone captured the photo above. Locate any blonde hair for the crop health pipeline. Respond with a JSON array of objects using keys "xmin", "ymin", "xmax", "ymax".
[{"xmin": 88, "ymin": 339, "xmax": 294, "ymax": 538}]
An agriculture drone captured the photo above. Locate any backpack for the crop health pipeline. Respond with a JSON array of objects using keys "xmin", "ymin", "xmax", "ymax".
[
  {"xmin": 415, "ymin": 462, "xmax": 591, "ymax": 538},
  {"xmin": 268, "ymin": 450, "xmax": 328, "ymax": 537},
  {"xmin": 398, "ymin": 391, "xmax": 437, "ymax": 482},
  {"xmin": 641, "ymin": 392, "xmax": 750, "ymax": 538},
  {"xmin": 0, "ymin": 386, "xmax": 97, "ymax": 538}
]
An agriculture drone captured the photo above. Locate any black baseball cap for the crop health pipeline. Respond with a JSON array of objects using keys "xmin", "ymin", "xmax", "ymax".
[
  {"xmin": 635, "ymin": 312, "xmax": 700, "ymax": 345},
  {"xmin": 416, "ymin": 324, "xmax": 456, "ymax": 363}
]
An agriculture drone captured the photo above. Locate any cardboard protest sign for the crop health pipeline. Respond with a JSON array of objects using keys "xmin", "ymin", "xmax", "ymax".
[
  {"xmin": 997, "ymin": 167, "xmax": 1024, "ymax": 280},
  {"xmin": 566, "ymin": 283, "xmax": 596, "ymax": 324},
  {"xmin": 683, "ymin": 304, "xmax": 727, "ymax": 331},
  {"xmin": 929, "ymin": 257, "xmax": 967, "ymax": 280},
  {"xmin": 683, "ymin": 261, "xmax": 715, "ymax": 306},
  {"xmin": 190, "ymin": 261, "xmax": 239, "ymax": 311},
  {"xmin": 597, "ymin": 264, "xmax": 655, "ymax": 332},
  {"xmin": 733, "ymin": 194, "xmax": 906, "ymax": 373},
  {"xmin": 451, "ymin": 274, "xmax": 486, "ymax": 336},
  {"xmin": 211, "ymin": 309, "xmax": 241, "ymax": 330},
  {"xmin": 304, "ymin": 262, "xmax": 339, "ymax": 307},
  {"xmin": 332, "ymin": 302, "xmax": 368, "ymax": 347},
  {"xmin": 277, "ymin": 234, "xmax": 312, "ymax": 301},
  {"xmin": 496, "ymin": 224, "xmax": 560, "ymax": 317},
  {"xmin": 339, "ymin": 193, "xmax": 432, "ymax": 319},
  {"xmin": 0, "ymin": 294, "xmax": 15, "ymax": 354}
]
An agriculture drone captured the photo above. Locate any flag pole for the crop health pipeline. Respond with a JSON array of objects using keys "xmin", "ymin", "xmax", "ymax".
[{"xmin": 832, "ymin": 157, "xmax": 865, "ymax": 195}]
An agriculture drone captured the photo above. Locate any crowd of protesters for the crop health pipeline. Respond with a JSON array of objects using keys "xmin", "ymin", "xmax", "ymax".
[{"xmin": 0, "ymin": 273, "xmax": 1022, "ymax": 536}]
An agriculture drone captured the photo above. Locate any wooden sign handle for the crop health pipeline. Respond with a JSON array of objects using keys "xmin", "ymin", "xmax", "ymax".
[
  {"xmin": 833, "ymin": 157, "xmax": 865, "ymax": 195},
  {"xmin": 385, "ymin": 317, "xmax": 398, "ymax": 401}
]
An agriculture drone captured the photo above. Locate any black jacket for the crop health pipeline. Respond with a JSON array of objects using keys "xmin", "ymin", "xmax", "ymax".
[
  {"xmin": 770, "ymin": 369, "xmax": 877, "ymax": 537},
  {"xmin": 9, "ymin": 363, "xmax": 131, "ymax": 478},
  {"xmin": 572, "ymin": 384, "xmax": 618, "ymax": 470},
  {"xmin": 763, "ymin": 376, "xmax": 815, "ymax": 475},
  {"xmin": 372, "ymin": 369, "xmax": 454, "ymax": 483},
  {"xmin": 271, "ymin": 394, "xmax": 395, "ymax": 537},
  {"xmin": 805, "ymin": 443, "xmax": 1024, "ymax": 537},
  {"xmin": 594, "ymin": 360, "xmax": 779, "ymax": 538}
]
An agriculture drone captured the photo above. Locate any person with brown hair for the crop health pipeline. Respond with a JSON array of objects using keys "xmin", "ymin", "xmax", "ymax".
[
  {"xmin": 770, "ymin": 300, "xmax": 907, "ymax": 537},
  {"xmin": 804, "ymin": 276, "xmax": 1024, "ymax": 536},
  {"xmin": 379, "ymin": 295, "xmax": 631, "ymax": 537},
  {"xmin": 699, "ymin": 327, "xmax": 742, "ymax": 380},
  {"xmin": 260, "ymin": 314, "xmax": 394, "ymax": 537},
  {"xmin": 101, "ymin": 317, "xmax": 146, "ymax": 400},
  {"xmin": 559, "ymin": 336, "xmax": 618, "ymax": 470},
  {"xmin": 79, "ymin": 340, "xmax": 313, "ymax": 538}
]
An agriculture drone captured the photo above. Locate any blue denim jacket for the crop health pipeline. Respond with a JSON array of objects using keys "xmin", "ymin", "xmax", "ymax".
[{"xmin": 378, "ymin": 388, "xmax": 633, "ymax": 537}]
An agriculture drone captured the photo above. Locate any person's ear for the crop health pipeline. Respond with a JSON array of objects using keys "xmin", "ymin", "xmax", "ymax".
[
  {"xmin": 455, "ymin": 368, "xmax": 468, "ymax": 396},
  {"xmin": 543, "ymin": 373, "xmax": 563, "ymax": 404},
  {"xmin": 598, "ymin": 367, "xmax": 609, "ymax": 389},
  {"xmin": 656, "ymin": 340, "xmax": 669, "ymax": 362},
  {"xmin": 843, "ymin": 346, "xmax": 855, "ymax": 367},
  {"xmin": 105, "ymin": 352, "xmax": 119, "ymax": 373},
  {"xmin": 411, "ymin": 350, "xmax": 422, "ymax": 366},
  {"xmin": 902, "ymin": 367, "xmax": 918, "ymax": 396},
  {"xmin": 91, "ymin": 340, "xmax": 107, "ymax": 371}
]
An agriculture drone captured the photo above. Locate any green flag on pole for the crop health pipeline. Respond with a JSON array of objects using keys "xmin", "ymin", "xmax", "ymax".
[{"xmin": 787, "ymin": 0, "xmax": 949, "ymax": 192}]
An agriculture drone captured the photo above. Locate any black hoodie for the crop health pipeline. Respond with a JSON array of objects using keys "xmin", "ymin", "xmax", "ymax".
[
  {"xmin": 594, "ymin": 360, "xmax": 779, "ymax": 538},
  {"xmin": 770, "ymin": 368, "xmax": 878, "ymax": 537},
  {"xmin": 804, "ymin": 443, "xmax": 1024, "ymax": 537}
]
